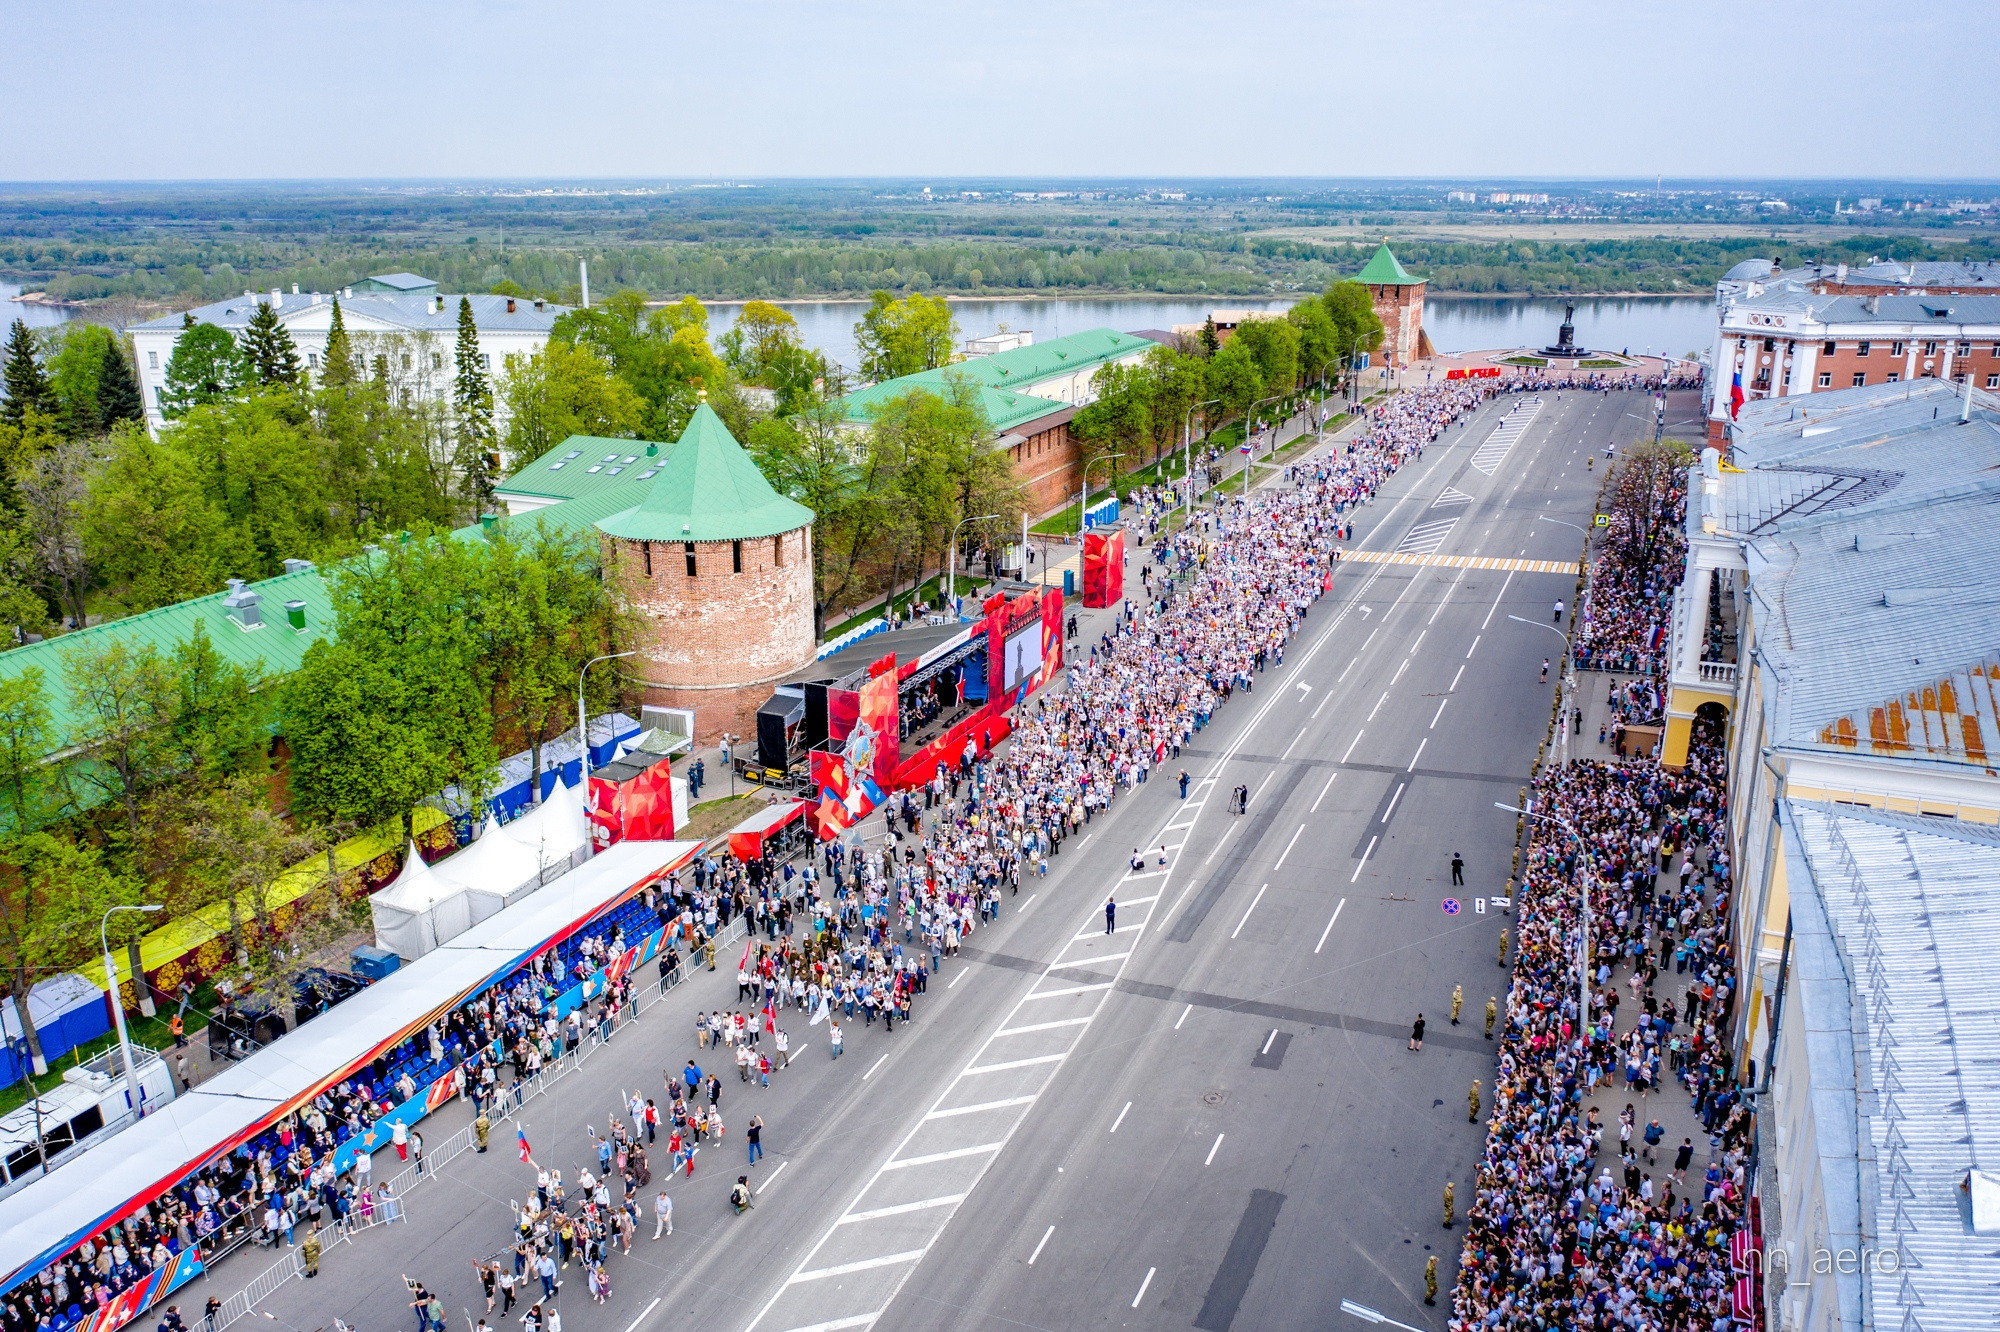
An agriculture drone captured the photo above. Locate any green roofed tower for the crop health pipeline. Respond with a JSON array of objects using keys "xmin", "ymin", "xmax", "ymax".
[
  {"xmin": 1355, "ymin": 241, "xmax": 1432, "ymax": 368},
  {"xmin": 594, "ymin": 400, "xmax": 817, "ymax": 744}
]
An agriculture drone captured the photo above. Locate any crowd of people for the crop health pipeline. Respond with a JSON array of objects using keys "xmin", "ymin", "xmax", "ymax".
[
  {"xmin": 1451, "ymin": 438, "xmax": 1748, "ymax": 1332},
  {"xmin": 1570, "ymin": 447, "xmax": 1689, "ymax": 677}
]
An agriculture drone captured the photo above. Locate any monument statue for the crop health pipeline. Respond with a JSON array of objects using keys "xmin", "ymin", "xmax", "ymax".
[{"xmin": 1543, "ymin": 301, "xmax": 1583, "ymax": 359}]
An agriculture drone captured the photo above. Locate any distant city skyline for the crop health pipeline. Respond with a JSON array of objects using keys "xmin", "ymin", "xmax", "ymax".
[{"xmin": 3, "ymin": 0, "xmax": 1995, "ymax": 182}]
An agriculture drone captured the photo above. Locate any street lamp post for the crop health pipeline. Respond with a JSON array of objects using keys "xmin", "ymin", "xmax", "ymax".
[
  {"xmin": 947, "ymin": 513, "xmax": 999, "ymax": 619},
  {"xmin": 577, "ymin": 650, "xmax": 637, "ymax": 850},
  {"xmin": 1312, "ymin": 359, "xmax": 1342, "ymax": 441},
  {"xmin": 1080, "ymin": 453, "xmax": 1124, "ymax": 536},
  {"xmin": 1496, "ymin": 801, "xmax": 1594, "ymax": 1029},
  {"xmin": 101, "ymin": 903, "xmax": 164, "ymax": 1120},
  {"xmin": 1509, "ymin": 614, "xmax": 1574, "ymax": 768},
  {"xmin": 1183, "ymin": 397, "xmax": 1221, "ymax": 514},
  {"xmin": 1241, "ymin": 394, "xmax": 1287, "ymax": 497},
  {"xmin": 1338, "ymin": 1299, "xmax": 1429, "ymax": 1332}
]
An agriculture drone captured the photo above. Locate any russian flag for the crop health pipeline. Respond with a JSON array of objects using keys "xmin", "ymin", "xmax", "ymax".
[
  {"xmin": 1729, "ymin": 369, "xmax": 1744, "ymax": 420},
  {"xmin": 517, "ymin": 1127, "xmax": 533, "ymax": 1162}
]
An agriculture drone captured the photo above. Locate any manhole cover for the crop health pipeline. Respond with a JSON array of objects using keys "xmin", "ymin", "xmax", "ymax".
[{"xmin": 1202, "ymin": 1088, "xmax": 1228, "ymax": 1106}]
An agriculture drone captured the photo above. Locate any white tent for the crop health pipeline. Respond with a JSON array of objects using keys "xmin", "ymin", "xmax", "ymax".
[
  {"xmin": 434, "ymin": 815, "xmax": 546, "ymax": 924},
  {"xmin": 369, "ymin": 840, "xmax": 473, "ymax": 960},
  {"xmin": 505, "ymin": 775, "xmax": 592, "ymax": 880}
]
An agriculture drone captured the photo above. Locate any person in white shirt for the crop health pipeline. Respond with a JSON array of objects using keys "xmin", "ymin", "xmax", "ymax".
[{"xmin": 652, "ymin": 1191, "xmax": 672, "ymax": 1239}]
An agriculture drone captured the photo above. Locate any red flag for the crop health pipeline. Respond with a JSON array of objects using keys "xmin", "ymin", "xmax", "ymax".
[
  {"xmin": 739, "ymin": 935, "xmax": 752, "ymax": 975},
  {"xmin": 762, "ymin": 1002, "xmax": 776, "ymax": 1033}
]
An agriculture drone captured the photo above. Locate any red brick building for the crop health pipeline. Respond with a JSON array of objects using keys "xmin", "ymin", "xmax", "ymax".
[
  {"xmin": 1355, "ymin": 243, "xmax": 1434, "ymax": 368},
  {"xmin": 595, "ymin": 404, "xmax": 817, "ymax": 743}
]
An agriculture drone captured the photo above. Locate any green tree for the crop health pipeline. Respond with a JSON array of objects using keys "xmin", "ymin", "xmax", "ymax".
[
  {"xmin": 44, "ymin": 325, "xmax": 112, "ymax": 437},
  {"xmin": 1322, "ymin": 281, "xmax": 1386, "ymax": 365},
  {"xmin": 83, "ymin": 422, "xmax": 244, "ymax": 611},
  {"xmin": 97, "ymin": 332, "xmax": 146, "ymax": 429},
  {"xmin": 748, "ymin": 395, "xmax": 877, "ymax": 636},
  {"xmin": 319, "ymin": 299, "xmax": 358, "ymax": 389},
  {"xmin": 314, "ymin": 358, "xmax": 455, "ymax": 538},
  {"xmin": 1, "ymin": 320, "xmax": 52, "ymax": 429},
  {"xmin": 1285, "ymin": 300, "xmax": 1342, "ymax": 391},
  {"xmin": 719, "ymin": 300, "xmax": 802, "ymax": 384},
  {"xmin": 17, "ymin": 436, "xmax": 94, "ymax": 630},
  {"xmin": 1072, "ymin": 360, "xmax": 1153, "ymax": 471},
  {"xmin": 161, "ymin": 319, "xmax": 247, "ymax": 419},
  {"xmin": 238, "ymin": 300, "xmax": 304, "ymax": 389},
  {"xmin": 172, "ymin": 394, "xmax": 334, "ymax": 576},
  {"xmin": 0, "ymin": 527, "xmax": 50, "ymax": 643},
  {"xmin": 1230, "ymin": 315, "xmax": 1302, "ymax": 396},
  {"xmin": 1143, "ymin": 345, "xmax": 1209, "ymax": 463},
  {"xmin": 453, "ymin": 297, "xmax": 498, "ymax": 510},
  {"xmin": 498, "ymin": 339, "xmax": 646, "ymax": 468},
  {"xmin": 0, "ymin": 830, "xmax": 136, "ymax": 1076},
  {"xmin": 553, "ymin": 293, "xmax": 727, "ymax": 443},
  {"xmin": 1206, "ymin": 337, "xmax": 1264, "ymax": 421},
  {"xmin": 60, "ymin": 636, "xmax": 174, "ymax": 849},
  {"xmin": 854, "ymin": 291, "xmax": 958, "ymax": 383},
  {"xmin": 868, "ymin": 376, "xmax": 1018, "ymax": 607},
  {"xmin": 182, "ymin": 772, "xmax": 327, "ymax": 982}
]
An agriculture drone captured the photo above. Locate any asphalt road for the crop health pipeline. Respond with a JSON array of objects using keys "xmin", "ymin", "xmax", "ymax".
[{"xmin": 243, "ymin": 386, "xmax": 1669, "ymax": 1332}]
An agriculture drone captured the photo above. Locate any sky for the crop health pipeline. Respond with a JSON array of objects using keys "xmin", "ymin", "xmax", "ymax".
[{"xmin": 4, "ymin": 0, "xmax": 1996, "ymax": 182}]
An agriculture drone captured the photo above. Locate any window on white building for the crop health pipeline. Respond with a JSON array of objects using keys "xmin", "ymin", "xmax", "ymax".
[
  {"xmin": 147, "ymin": 350, "xmax": 158, "ymax": 369},
  {"xmin": 431, "ymin": 354, "xmax": 443, "ymax": 371},
  {"xmin": 307, "ymin": 352, "xmax": 318, "ymax": 369},
  {"xmin": 480, "ymin": 354, "xmax": 491, "ymax": 370},
  {"xmin": 402, "ymin": 354, "xmax": 413, "ymax": 370}
]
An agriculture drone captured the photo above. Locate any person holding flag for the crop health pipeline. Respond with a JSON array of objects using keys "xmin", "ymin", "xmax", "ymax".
[{"xmin": 517, "ymin": 1126, "xmax": 533, "ymax": 1164}]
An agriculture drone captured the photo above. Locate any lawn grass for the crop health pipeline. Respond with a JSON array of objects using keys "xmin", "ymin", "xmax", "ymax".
[
  {"xmin": 0, "ymin": 987, "xmax": 217, "ymax": 1120},
  {"xmin": 823, "ymin": 573, "xmax": 984, "ymax": 641}
]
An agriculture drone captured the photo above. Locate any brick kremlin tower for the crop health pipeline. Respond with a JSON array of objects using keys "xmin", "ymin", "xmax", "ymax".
[
  {"xmin": 1356, "ymin": 241, "xmax": 1435, "ymax": 368},
  {"xmin": 595, "ymin": 403, "xmax": 816, "ymax": 743}
]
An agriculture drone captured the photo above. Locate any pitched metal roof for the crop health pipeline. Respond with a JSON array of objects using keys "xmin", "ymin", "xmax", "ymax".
[
  {"xmin": 595, "ymin": 404, "xmax": 813, "ymax": 543},
  {"xmin": 1784, "ymin": 802, "xmax": 2000, "ymax": 1332},
  {"xmin": 1745, "ymin": 483, "xmax": 2000, "ymax": 748},
  {"xmin": 496, "ymin": 435, "xmax": 670, "ymax": 503},
  {"xmin": 355, "ymin": 272, "xmax": 438, "ymax": 293},
  {"xmin": 131, "ymin": 291, "xmax": 566, "ymax": 335},
  {"xmin": 0, "ymin": 567, "xmax": 332, "ymax": 755},
  {"xmin": 1355, "ymin": 243, "xmax": 1421, "ymax": 286},
  {"xmin": 840, "ymin": 328, "xmax": 1153, "ymax": 432}
]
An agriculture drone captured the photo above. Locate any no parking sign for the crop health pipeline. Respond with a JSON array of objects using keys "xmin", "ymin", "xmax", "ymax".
[{"xmin": 1441, "ymin": 898, "xmax": 1461, "ymax": 915}]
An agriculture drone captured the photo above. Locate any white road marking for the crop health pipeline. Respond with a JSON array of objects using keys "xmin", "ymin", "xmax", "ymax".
[
  {"xmin": 1204, "ymin": 1133, "xmax": 1226, "ymax": 1166},
  {"xmin": 623, "ymin": 1298, "xmax": 661, "ymax": 1332},
  {"xmin": 1311, "ymin": 689, "xmax": 1334, "ymax": 719},
  {"xmin": 1430, "ymin": 698, "xmax": 1449, "ymax": 729},
  {"xmin": 1314, "ymin": 898, "xmax": 1347, "ymax": 953},
  {"xmin": 1351, "ymin": 835, "xmax": 1378, "ymax": 883},
  {"xmin": 1407, "ymin": 629, "xmax": 1425, "ymax": 656},
  {"xmin": 1480, "ymin": 569, "xmax": 1518, "ymax": 630},
  {"xmin": 1203, "ymin": 819, "xmax": 1240, "ymax": 865},
  {"xmin": 862, "ymin": 1053, "xmax": 889, "ymax": 1081},
  {"xmin": 948, "ymin": 969, "xmax": 968, "ymax": 989},
  {"xmin": 1230, "ymin": 883, "xmax": 1268, "ymax": 939},
  {"xmin": 1028, "ymin": 1225, "xmax": 1055, "ymax": 1265},
  {"xmin": 755, "ymin": 1162, "xmax": 788, "ymax": 1194},
  {"xmin": 1382, "ymin": 783, "xmax": 1406, "ymax": 822},
  {"xmin": 1337, "ymin": 655, "xmax": 1359, "ymax": 683},
  {"xmin": 1261, "ymin": 1029, "xmax": 1279, "ymax": 1054},
  {"xmin": 1466, "ymin": 634, "xmax": 1480, "ymax": 658},
  {"xmin": 789, "ymin": 1251, "xmax": 928, "ymax": 1285},
  {"xmin": 1449, "ymin": 664, "xmax": 1466, "ymax": 691},
  {"xmin": 1017, "ymin": 893, "xmax": 1036, "ymax": 912},
  {"xmin": 1390, "ymin": 658, "xmax": 1410, "ymax": 686},
  {"xmin": 1025, "ymin": 982, "xmax": 1114, "ymax": 1001},
  {"xmin": 962, "ymin": 1053, "xmax": 1068, "ymax": 1076},
  {"xmin": 996, "ymin": 1017, "xmax": 1092, "ymax": 1037},
  {"xmin": 883, "ymin": 1143, "xmax": 1003, "ymax": 1170},
  {"xmin": 1133, "ymin": 1267, "xmax": 1157, "ymax": 1307},
  {"xmin": 838, "ymin": 1194, "xmax": 966, "ymax": 1224},
  {"xmin": 1341, "ymin": 731, "xmax": 1365, "ymax": 763},
  {"xmin": 1311, "ymin": 770, "xmax": 1339, "ymax": 812},
  {"xmin": 1273, "ymin": 824, "xmax": 1305, "ymax": 869},
  {"xmin": 925, "ymin": 1096, "xmax": 1037, "ymax": 1121},
  {"xmin": 1175, "ymin": 1004, "xmax": 1193, "ymax": 1029},
  {"xmin": 1110, "ymin": 1101, "xmax": 1131, "ymax": 1133},
  {"xmin": 1367, "ymin": 691, "xmax": 1390, "ymax": 721}
]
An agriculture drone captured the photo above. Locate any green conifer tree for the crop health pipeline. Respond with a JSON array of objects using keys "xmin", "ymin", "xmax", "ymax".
[
  {"xmin": 96, "ymin": 333, "xmax": 145, "ymax": 428},
  {"xmin": 1, "ymin": 319, "xmax": 53, "ymax": 427},
  {"xmin": 452, "ymin": 296, "xmax": 497, "ymax": 508},
  {"xmin": 162, "ymin": 317, "xmax": 248, "ymax": 418},
  {"xmin": 319, "ymin": 298, "xmax": 357, "ymax": 389},
  {"xmin": 239, "ymin": 300, "xmax": 303, "ymax": 388}
]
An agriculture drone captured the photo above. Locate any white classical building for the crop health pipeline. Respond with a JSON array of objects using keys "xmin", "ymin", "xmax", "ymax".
[{"xmin": 128, "ymin": 278, "xmax": 567, "ymax": 434}]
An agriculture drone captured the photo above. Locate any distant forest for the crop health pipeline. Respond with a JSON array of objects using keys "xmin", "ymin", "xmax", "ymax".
[{"xmin": 5, "ymin": 182, "xmax": 1997, "ymax": 307}]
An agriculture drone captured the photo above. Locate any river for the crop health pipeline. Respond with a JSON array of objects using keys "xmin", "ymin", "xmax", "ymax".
[
  {"xmin": 707, "ymin": 294, "xmax": 1715, "ymax": 374},
  {"xmin": 0, "ymin": 283, "xmax": 73, "ymax": 330}
]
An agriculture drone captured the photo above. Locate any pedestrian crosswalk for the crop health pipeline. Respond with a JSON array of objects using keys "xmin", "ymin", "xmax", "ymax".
[
  {"xmin": 1338, "ymin": 550, "xmax": 1580, "ymax": 574},
  {"xmin": 1395, "ymin": 518, "xmax": 1459, "ymax": 556},
  {"xmin": 745, "ymin": 780, "xmax": 1218, "ymax": 1332},
  {"xmin": 1431, "ymin": 486, "xmax": 1475, "ymax": 508},
  {"xmin": 1470, "ymin": 399, "xmax": 1544, "ymax": 475}
]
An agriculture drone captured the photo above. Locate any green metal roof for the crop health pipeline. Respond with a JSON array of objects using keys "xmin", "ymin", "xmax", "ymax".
[
  {"xmin": 842, "ymin": 371, "xmax": 1074, "ymax": 434},
  {"xmin": 1355, "ymin": 243, "xmax": 1421, "ymax": 286},
  {"xmin": 0, "ymin": 567, "xmax": 334, "ymax": 755},
  {"xmin": 497, "ymin": 435, "xmax": 671, "ymax": 503},
  {"xmin": 595, "ymin": 405, "xmax": 814, "ymax": 543},
  {"xmin": 840, "ymin": 328, "xmax": 1156, "ymax": 434}
]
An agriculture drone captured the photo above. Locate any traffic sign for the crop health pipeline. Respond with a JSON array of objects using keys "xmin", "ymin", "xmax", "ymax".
[
  {"xmin": 1441, "ymin": 898, "xmax": 1461, "ymax": 915},
  {"xmin": 1593, "ymin": 514, "xmax": 1610, "ymax": 527}
]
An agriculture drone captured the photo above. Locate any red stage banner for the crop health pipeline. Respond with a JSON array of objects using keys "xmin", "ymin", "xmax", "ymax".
[
  {"xmin": 857, "ymin": 666, "xmax": 900, "ymax": 792},
  {"xmin": 1082, "ymin": 529, "xmax": 1123, "ymax": 608}
]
